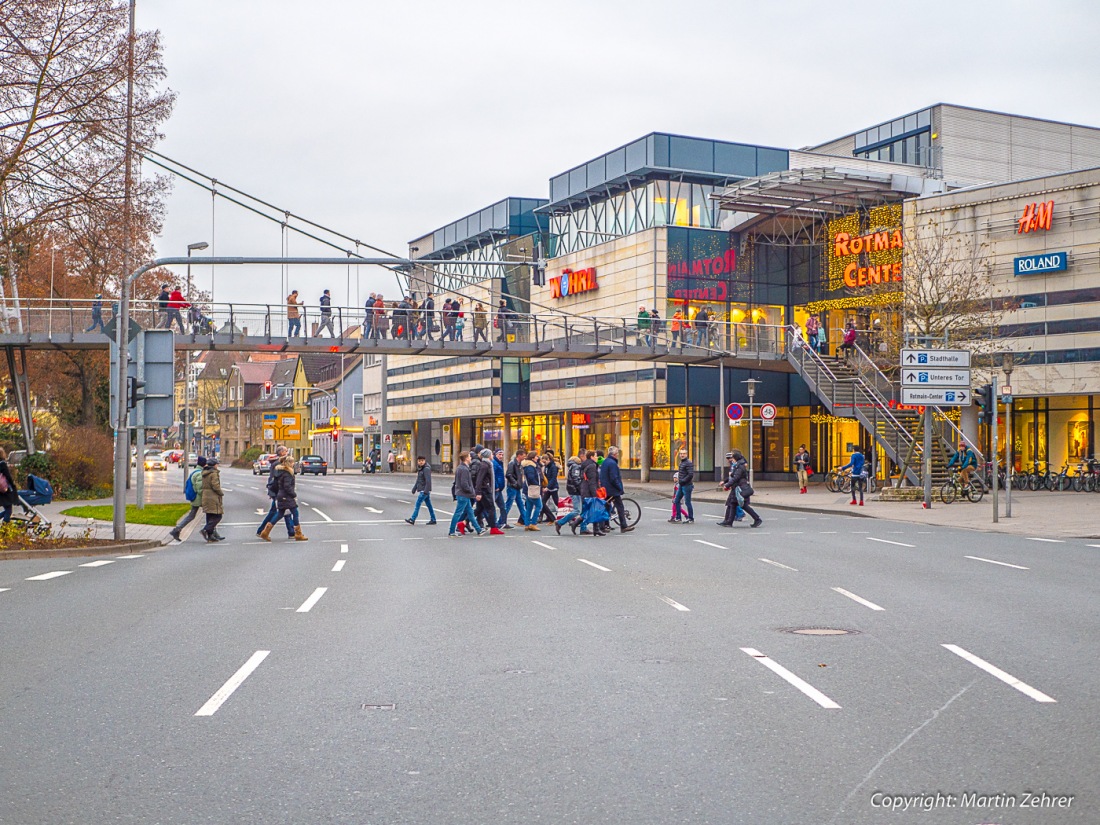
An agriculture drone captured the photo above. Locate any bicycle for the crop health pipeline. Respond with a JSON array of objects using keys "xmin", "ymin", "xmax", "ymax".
[
  {"xmin": 1025, "ymin": 461, "xmax": 1052, "ymax": 491},
  {"xmin": 826, "ymin": 467, "xmax": 876, "ymax": 494},
  {"xmin": 940, "ymin": 469, "xmax": 985, "ymax": 503},
  {"xmin": 1052, "ymin": 462, "xmax": 1074, "ymax": 492}
]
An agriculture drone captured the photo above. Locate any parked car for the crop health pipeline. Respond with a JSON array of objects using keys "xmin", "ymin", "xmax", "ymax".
[
  {"xmin": 297, "ymin": 455, "xmax": 328, "ymax": 476},
  {"xmin": 252, "ymin": 453, "xmax": 279, "ymax": 475},
  {"xmin": 187, "ymin": 453, "xmax": 199, "ymax": 467},
  {"xmin": 144, "ymin": 453, "xmax": 168, "ymax": 471}
]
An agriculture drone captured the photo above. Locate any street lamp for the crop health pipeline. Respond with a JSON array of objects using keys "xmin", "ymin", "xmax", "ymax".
[
  {"xmin": 181, "ymin": 241, "xmax": 208, "ymax": 488},
  {"xmin": 742, "ymin": 378, "xmax": 761, "ymax": 486},
  {"xmin": 1001, "ymin": 351, "xmax": 1015, "ymax": 518}
]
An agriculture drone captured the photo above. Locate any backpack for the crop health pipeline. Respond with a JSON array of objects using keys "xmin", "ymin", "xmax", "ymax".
[
  {"xmin": 843, "ymin": 328, "xmax": 857, "ymax": 345},
  {"xmin": 185, "ymin": 468, "xmax": 203, "ymax": 502},
  {"xmin": 566, "ymin": 462, "xmax": 583, "ymax": 495}
]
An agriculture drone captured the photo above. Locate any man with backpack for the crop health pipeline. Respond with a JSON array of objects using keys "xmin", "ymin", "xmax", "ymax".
[
  {"xmin": 554, "ymin": 455, "xmax": 584, "ymax": 535},
  {"xmin": 497, "ymin": 449, "xmax": 527, "ymax": 529},
  {"xmin": 255, "ymin": 446, "xmax": 289, "ymax": 535},
  {"xmin": 947, "ymin": 443, "xmax": 978, "ymax": 489},
  {"xmin": 169, "ymin": 456, "xmax": 207, "ymax": 541}
]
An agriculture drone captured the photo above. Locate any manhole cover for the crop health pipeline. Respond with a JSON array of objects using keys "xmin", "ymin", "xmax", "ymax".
[
  {"xmin": 781, "ymin": 627, "xmax": 860, "ymax": 636},
  {"xmin": 361, "ymin": 703, "xmax": 396, "ymax": 710}
]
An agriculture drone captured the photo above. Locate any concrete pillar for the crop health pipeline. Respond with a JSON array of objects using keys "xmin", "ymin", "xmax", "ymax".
[
  {"xmin": 503, "ymin": 413, "xmax": 512, "ymax": 461},
  {"xmin": 640, "ymin": 405, "xmax": 652, "ymax": 483},
  {"xmin": 563, "ymin": 410, "xmax": 573, "ymax": 459},
  {"xmin": 715, "ymin": 362, "xmax": 728, "ymax": 482}
]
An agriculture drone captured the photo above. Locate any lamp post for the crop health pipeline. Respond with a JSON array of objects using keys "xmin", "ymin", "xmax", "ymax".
[
  {"xmin": 1001, "ymin": 351, "xmax": 1015, "ymax": 518},
  {"xmin": 181, "ymin": 241, "xmax": 208, "ymax": 488},
  {"xmin": 742, "ymin": 378, "xmax": 760, "ymax": 486}
]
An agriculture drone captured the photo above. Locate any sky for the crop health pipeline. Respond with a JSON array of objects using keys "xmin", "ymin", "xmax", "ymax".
[{"xmin": 141, "ymin": 0, "xmax": 1100, "ymax": 309}]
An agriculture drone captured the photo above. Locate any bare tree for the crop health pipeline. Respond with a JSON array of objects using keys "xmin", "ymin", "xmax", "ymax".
[{"xmin": 0, "ymin": 0, "xmax": 174, "ymax": 308}]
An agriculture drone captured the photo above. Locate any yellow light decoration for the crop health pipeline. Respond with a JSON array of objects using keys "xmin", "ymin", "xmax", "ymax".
[
  {"xmin": 730, "ymin": 308, "xmax": 746, "ymax": 322},
  {"xmin": 810, "ymin": 413, "xmax": 859, "ymax": 425},
  {"xmin": 805, "ymin": 291, "xmax": 902, "ymax": 313}
]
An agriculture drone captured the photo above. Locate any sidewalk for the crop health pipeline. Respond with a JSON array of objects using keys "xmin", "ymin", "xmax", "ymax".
[{"xmin": 624, "ymin": 479, "xmax": 1100, "ymax": 539}]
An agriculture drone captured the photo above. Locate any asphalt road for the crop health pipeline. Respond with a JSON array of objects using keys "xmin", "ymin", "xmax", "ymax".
[{"xmin": 1, "ymin": 467, "xmax": 1096, "ymax": 825}]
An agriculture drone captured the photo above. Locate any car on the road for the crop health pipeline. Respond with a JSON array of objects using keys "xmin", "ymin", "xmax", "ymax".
[
  {"xmin": 252, "ymin": 453, "xmax": 279, "ymax": 474},
  {"xmin": 143, "ymin": 453, "xmax": 168, "ymax": 471},
  {"xmin": 187, "ymin": 453, "xmax": 198, "ymax": 467},
  {"xmin": 297, "ymin": 455, "xmax": 328, "ymax": 476}
]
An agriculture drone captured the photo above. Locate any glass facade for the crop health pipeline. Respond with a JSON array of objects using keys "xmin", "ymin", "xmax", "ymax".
[
  {"xmin": 995, "ymin": 396, "xmax": 1097, "ymax": 473},
  {"xmin": 853, "ymin": 108, "xmax": 934, "ymax": 167}
]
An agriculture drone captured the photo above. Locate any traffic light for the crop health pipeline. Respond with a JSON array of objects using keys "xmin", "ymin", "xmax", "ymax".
[
  {"xmin": 127, "ymin": 376, "xmax": 145, "ymax": 410},
  {"xmin": 332, "ymin": 428, "xmax": 340, "ymax": 442},
  {"xmin": 263, "ymin": 381, "xmax": 272, "ymax": 395},
  {"xmin": 975, "ymin": 383, "xmax": 993, "ymax": 423}
]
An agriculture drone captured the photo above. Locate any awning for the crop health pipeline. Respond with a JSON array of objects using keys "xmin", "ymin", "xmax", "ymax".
[{"xmin": 712, "ymin": 167, "xmax": 924, "ymax": 217}]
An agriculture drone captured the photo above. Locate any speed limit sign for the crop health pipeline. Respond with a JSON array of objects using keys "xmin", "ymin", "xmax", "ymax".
[{"xmin": 760, "ymin": 403, "xmax": 777, "ymax": 421}]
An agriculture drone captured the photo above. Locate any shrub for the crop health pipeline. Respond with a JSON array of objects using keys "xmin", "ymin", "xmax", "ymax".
[
  {"xmin": 50, "ymin": 425, "xmax": 113, "ymax": 497},
  {"xmin": 240, "ymin": 446, "xmax": 263, "ymax": 462},
  {"xmin": 18, "ymin": 451, "xmax": 54, "ymax": 486}
]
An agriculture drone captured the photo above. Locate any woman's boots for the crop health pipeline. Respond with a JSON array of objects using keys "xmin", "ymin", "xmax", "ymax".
[{"xmin": 294, "ymin": 525, "xmax": 308, "ymax": 541}]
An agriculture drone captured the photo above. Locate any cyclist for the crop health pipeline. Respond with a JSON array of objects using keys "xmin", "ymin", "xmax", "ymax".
[{"xmin": 947, "ymin": 443, "xmax": 978, "ymax": 489}]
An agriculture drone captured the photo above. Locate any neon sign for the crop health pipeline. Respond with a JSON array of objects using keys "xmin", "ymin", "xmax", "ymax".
[
  {"xmin": 549, "ymin": 267, "xmax": 598, "ymax": 299},
  {"xmin": 827, "ymin": 204, "xmax": 904, "ymax": 291},
  {"xmin": 1017, "ymin": 200, "xmax": 1053, "ymax": 234}
]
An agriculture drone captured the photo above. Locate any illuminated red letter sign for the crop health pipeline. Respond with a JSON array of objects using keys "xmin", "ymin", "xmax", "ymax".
[
  {"xmin": 550, "ymin": 268, "xmax": 598, "ymax": 299},
  {"xmin": 1018, "ymin": 200, "xmax": 1054, "ymax": 233}
]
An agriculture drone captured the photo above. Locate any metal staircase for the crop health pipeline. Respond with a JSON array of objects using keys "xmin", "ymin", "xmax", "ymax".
[{"xmin": 785, "ymin": 328, "xmax": 980, "ymax": 488}]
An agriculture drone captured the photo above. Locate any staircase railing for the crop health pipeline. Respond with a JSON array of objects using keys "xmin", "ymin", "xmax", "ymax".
[{"xmin": 785, "ymin": 328, "xmax": 920, "ymax": 486}]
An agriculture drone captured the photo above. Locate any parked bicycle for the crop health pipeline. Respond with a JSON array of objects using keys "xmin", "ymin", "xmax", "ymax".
[
  {"xmin": 940, "ymin": 469, "xmax": 985, "ymax": 504},
  {"xmin": 825, "ymin": 467, "xmax": 877, "ymax": 494}
]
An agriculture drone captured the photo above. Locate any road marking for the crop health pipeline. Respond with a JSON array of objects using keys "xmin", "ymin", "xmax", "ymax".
[
  {"xmin": 694, "ymin": 539, "xmax": 727, "ymax": 549},
  {"xmin": 331, "ymin": 560, "xmax": 346, "ymax": 572},
  {"xmin": 577, "ymin": 558, "xmax": 611, "ymax": 572},
  {"xmin": 740, "ymin": 648, "xmax": 841, "ymax": 709},
  {"xmin": 758, "ymin": 558, "xmax": 798, "ymax": 571},
  {"xmin": 785, "ymin": 531, "xmax": 804, "ymax": 535},
  {"xmin": 819, "ymin": 531, "xmax": 837, "ymax": 534},
  {"xmin": 1026, "ymin": 537, "xmax": 1063, "ymax": 543},
  {"xmin": 296, "ymin": 587, "xmax": 328, "ymax": 613},
  {"xmin": 658, "ymin": 595, "xmax": 691, "ymax": 612},
  {"xmin": 80, "ymin": 560, "xmax": 115, "ymax": 567},
  {"xmin": 400, "ymin": 537, "xmax": 424, "ymax": 541},
  {"xmin": 26, "ymin": 571, "xmax": 72, "ymax": 581},
  {"xmin": 116, "ymin": 554, "xmax": 144, "ymax": 559},
  {"xmin": 832, "ymin": 587, "xmax": 885, "ymax": 611},
  {"xmin": 0, "ymin": 588, "xmax": 9, "ymax": 592},
  {"xmin": 396, "ymin": 499, "xmax": 411, "ymax": 504},
  {"xmin": 299, "ymin": 501, "xmax": 309, "ymax": 507},
  {"xmin": 1087, "ymin": 544, "xmax": 1100, "ymax": 549},
  {"xmin": 941, "ymin": 644, "xmax": 1056, "ymax": 702},
  {"xmin": 359, "ymin": 538, "xmax": 384, "ymax": 541},
  {"xmin": 195, "ymin": 650, "xmax": 270, "ymax": 716},
  {"xmin": 644, "ymin": 506, "xmax": 669, "ymax": 512},
  {"xmin": 364, "ymin": 506, "xmax": 384, "ymax": 513},
  {"xmin": 532, "ymin": 541, "xmax": 556, "ymax": 550},
  {"xmin": 340, "ymin": 543, "xmax": 348, "ymax": 553},
  {"xmin": 965, "ymin": 555, "xmax": 1029, "ymax": 570},
  {"xmin": 312, "ymin": 508, "xmax": 333, "ymax": 522},
  {"xmin": 867, "ymin": 537, "xmax": 915, "ymax": 548}
]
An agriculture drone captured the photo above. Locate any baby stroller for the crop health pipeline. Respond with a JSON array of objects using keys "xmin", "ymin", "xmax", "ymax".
[
  {"xmin": 13, "ymin": 474, "xmax": 53, "ymax": 537},
  {"xmin": 190, "ymin": 306, "xmax": 215, "ymax": 335}
]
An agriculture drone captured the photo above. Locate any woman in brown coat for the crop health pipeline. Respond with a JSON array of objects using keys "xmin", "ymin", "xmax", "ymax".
[{"xmin": 200, "ymin": 456, "xmax": 225, "ymax": 542}]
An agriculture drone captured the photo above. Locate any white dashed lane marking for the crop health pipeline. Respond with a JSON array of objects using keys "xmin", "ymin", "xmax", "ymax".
[
  {"xmin": 26, "ymin": 571, "xmax": 72, "ymax": 581},
  {"xmin": 942, "ymin": 644, "xmax": 1056, "ymax": 703}
]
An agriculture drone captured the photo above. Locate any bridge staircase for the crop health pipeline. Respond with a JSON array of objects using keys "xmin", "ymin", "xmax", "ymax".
[{"xmin": 785, "ymin": 329, "xmax": 977, "ymax": 489}]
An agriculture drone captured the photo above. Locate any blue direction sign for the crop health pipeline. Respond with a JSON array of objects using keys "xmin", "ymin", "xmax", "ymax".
[{"xmin": 726, "ymin": 402, "xmax": 744, "ymax": 421}]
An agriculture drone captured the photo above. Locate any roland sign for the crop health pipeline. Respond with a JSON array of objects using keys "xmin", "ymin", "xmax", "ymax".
[{"xmin": 1014, "ymin": 251, "xmax": 1067, "ymax": 276}]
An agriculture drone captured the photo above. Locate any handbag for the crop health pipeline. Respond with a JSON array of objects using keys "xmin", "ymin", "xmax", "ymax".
[{"xmin": 595, "ymin": 486, "xmax": 607, "ymax": 500}]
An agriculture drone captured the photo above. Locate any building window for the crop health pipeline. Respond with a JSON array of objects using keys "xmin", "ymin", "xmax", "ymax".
[{"xmin": 352, "ymin": 393, "xmax": 363, "ymax": 418}]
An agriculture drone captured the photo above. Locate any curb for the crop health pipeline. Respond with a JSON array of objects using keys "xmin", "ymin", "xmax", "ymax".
[{"xmin": 0, "ymin": 539, "xmax": 163, "ymax": 561}]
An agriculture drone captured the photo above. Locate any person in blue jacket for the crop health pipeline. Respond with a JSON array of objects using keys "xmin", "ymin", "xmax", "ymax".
[
  {"xmin": 492, "ymin": 449, "xmax": 507, "ymax": 524},
  {"xmin": 840, "ymin": 446, "xmax": 868, "ymax": 506},
  {"xmin": 946, "ymin": 443, "xmax": 978, "ymax": 488}
]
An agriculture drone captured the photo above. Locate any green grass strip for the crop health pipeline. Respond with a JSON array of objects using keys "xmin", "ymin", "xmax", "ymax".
[{"xmin": 59, "ymin": 503, "xmax": 192, "ymax": 526}]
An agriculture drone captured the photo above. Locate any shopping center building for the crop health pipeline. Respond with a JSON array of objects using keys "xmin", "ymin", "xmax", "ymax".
[{"xmin": 382, "ymin": 104, "xmax": 1100, "ymax": 480}]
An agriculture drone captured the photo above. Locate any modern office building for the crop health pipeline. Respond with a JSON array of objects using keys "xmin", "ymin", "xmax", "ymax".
[{"xmin": 387, "ymin": 105, "xmax": 1100, "ymax": 480}]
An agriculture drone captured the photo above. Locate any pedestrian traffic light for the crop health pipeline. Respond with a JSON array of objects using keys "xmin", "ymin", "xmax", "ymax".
[
  {"xmin": 126, "ymin": 376, "xmax": 145, "ymax": 410},
  {"xmin": 976, "ymin": 383, "xmax": 993, "ymax": 423},
  {"xmin": 263, "ymin": 381, "xmax": 272, "ymax": 395},
  {"xmin": 332, "ymin": 428, "xmax": 340, "ymax": 441}
]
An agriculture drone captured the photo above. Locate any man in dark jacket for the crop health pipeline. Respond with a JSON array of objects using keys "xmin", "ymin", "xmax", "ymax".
[
  {"xmin": 554, "ymin": 455, "xmax": 583, "ymax": 535},
  {"xmin": 599, "ymin": 446, "xmax": 632, "ymax": 533},
  {"xmin": 255, "ymin": 446, "xmax": 289, "ymax": 536},
  {"xmin": 404, "ymin": 456, "xmax": 436, "ymax": 525},
  {"xmin": 577, "ymin": 450, "xmax": 606, "ymax": 536},
  {"xmin": 669, "ymin": 448, "xmax": 695, "ymax": 524},
  {"xmin": 493, "ymin": 449, "xmax": 507, "ymax": 520},
  {"xmin": 717, "ymin": 452, "xmax": 742, "ymax": 526},
  {"xmin": 474, "ymin": 448, "xmax": 503, "ymax": 534},
  {"xmin": 422, "ymin": 292, "xmax": 436, "ymax": 339},
  {"xmin": 498, "ymin": 450, "xmax": 526, "ymax": 528},
  {"xmin": 318, "ymin": 289, "xmax": 335, "ymax": 337},
  {"xmin": 724, "ymin": 450, "xmax": 762, "ymax": 527},
  {"xmin": 448, "ymin": 451, "xmax": 484, "ymax": 537}
]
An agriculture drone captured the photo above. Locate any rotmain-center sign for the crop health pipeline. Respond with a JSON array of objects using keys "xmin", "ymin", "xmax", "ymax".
[{"xmin": 549, "ymin": 267, "xmax": 598, "ymax": 299}]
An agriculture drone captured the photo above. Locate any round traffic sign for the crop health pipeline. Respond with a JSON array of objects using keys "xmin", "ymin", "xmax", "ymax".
[
  {"xmin": 629, "ymin": 417, "xmax": 641, "ymax": 432},
  {"xmin": 760, "ymin": 403, "xmax": 777, "ymax": 421},
  {"xmin": 725, "ymin": 403, "xmax": 744, "ymax": 421}
]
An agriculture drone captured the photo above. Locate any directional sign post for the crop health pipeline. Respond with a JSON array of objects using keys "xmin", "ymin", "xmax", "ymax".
[
  {"xmin": 901, "ymin": 369, "xmax": 972, "ymax": 387},
  {"xmin": 901, "ymin": 387, "xmax": 971, "ymax": 406},
  {"xmin": 901, "ymin": 349, "xmax": 971, "ymax": 368}
]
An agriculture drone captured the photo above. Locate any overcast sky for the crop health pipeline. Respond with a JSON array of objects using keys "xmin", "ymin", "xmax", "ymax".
[{"xmin": 141, "ymin": 0, "xmax": 1100, "ymax": 308}]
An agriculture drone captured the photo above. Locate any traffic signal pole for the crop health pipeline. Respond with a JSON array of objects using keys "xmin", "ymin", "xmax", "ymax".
[{"xmin": 991, "ymin": 375, "xmax": 999, "ymax": 524}]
